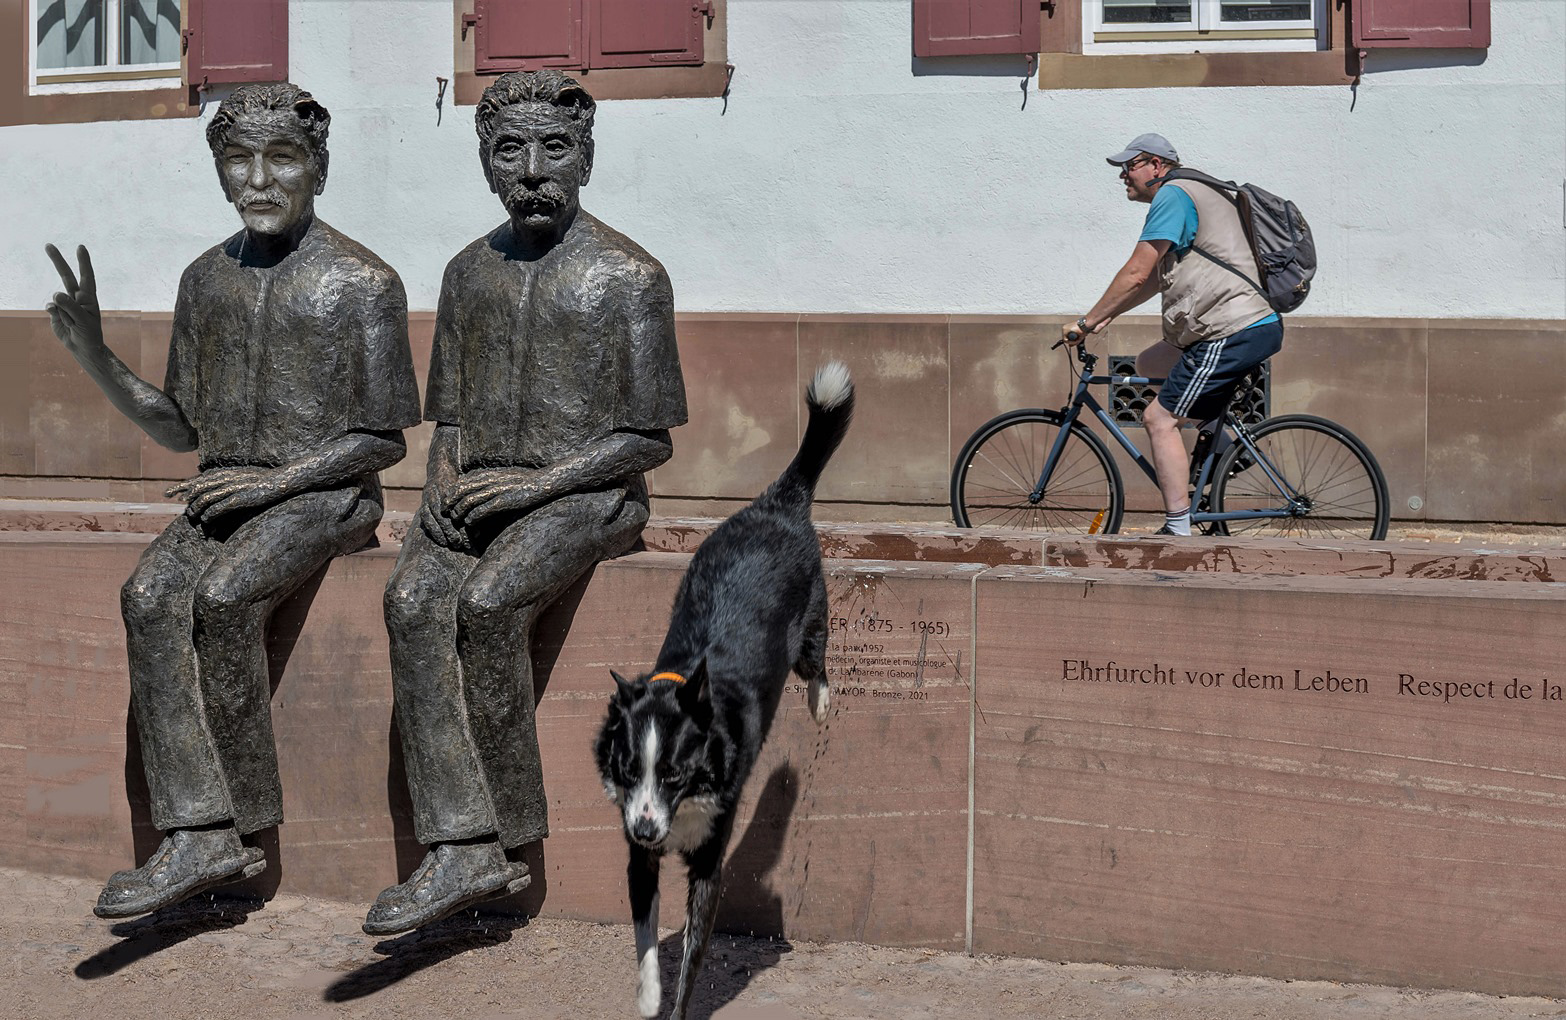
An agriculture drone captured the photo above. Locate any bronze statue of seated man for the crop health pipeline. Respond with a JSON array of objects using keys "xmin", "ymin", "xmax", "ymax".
[
  {"xmin": 366, "ymin": 70, "xmax": 687, "ymax": 935},
  {"xmin": 44, "ymin": 84, "xmax": 420, "ymax": 919}
]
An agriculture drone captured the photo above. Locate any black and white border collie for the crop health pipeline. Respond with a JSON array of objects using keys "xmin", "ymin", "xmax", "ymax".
[{"xmin": 594, "ymin": 363, "xmax": 854, "ymax": 1020}]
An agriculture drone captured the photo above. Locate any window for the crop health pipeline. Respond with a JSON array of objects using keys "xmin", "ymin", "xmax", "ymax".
[
  {"xmin": 31, "ymin": 0, "xmax": 182, "ymax": 94},
  {"xmin": 453, "ymin": 0, "xmax": 729, "ymax": 104},
  {"xmin": 1087, "ymin": 0, "xmax": 1327, "ymax": 54},
  {"xmin": 7, "ymin": 0, "xmax": 287, "ymax": 128}
]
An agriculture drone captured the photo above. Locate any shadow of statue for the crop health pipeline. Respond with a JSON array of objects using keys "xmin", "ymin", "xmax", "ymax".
[
  {"xmin": 654, "ymin": 763, "xmax": 800, "ymax": 1019},
  {"xmin": 74, "ymin": 891, "xmax": 265, "ymax": 980},
  {"xmin": 321, "ymin": 911, "xmax": 531, "ymax": 1003}
]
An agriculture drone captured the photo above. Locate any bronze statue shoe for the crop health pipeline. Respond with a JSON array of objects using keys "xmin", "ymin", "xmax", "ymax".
[
  {"xmin": 94, "ymin": 827, "xmax": 267, "ymax": 919},
  {"xmin": 362, "ymin": 841, "xmax": 530, "ymax": 936}
]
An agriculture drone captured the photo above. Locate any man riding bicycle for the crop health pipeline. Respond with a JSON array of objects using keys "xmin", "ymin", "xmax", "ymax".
[{"xmin": 1063, "ymin": 133, "xmax": 1282, "ymax": 536}]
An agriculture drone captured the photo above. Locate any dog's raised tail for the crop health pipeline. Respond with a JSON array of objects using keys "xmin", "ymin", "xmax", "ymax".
[{"xmin": 770, "ymin": 362, "xmax": 854, "ymax": 503}]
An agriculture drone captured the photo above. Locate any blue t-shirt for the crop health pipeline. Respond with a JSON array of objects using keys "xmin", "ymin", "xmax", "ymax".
[
  {"xmin": 1139, "ymin": 185, "xmax": 1199, "ymax": 254},
  {"xmin": 1139, "ymin": 185, "xmax": 1278, "ymax": 329}
]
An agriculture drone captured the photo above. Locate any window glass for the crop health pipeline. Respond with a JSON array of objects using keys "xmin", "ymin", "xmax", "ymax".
[
  {"xmin": 1219, "ymin": 1, "xmax": 1311, "ymax": 22},
  {"xmin": 121, "ymin": 0, "xmax": 181, "ymax": 65},
  {"xmin": 36, "ymin": 0, "xmax": 106, "ymax": 69},
  {"xmin": 1102, "ymin": 0, "xmax": 1194, "ymax": 25}
]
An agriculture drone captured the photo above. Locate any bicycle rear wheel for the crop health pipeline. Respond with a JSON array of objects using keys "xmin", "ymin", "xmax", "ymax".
[
  {"xmin": 951, "ymin": 410, "xmax": 1124, "ymax": 533},
  {"xmin": 1210, "ymin": 414, "xmax": 1389, "ymax": 540}
]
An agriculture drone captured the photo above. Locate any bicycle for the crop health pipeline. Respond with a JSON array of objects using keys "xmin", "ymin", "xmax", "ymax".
[{"xmin": 949, "ymin": 337, "xmax": 1390, "ymax": 539}]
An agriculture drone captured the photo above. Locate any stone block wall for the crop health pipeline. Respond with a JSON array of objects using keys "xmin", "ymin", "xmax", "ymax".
[
  {"xmin": 2, "ymin": 312, "xmax": 1563, "ymax": 525},
  {"xmin": 3, "ymin": 528, "xmax": 1563, "ymax": 994}
]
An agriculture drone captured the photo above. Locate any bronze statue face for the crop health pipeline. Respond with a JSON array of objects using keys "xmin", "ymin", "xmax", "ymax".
[
  {"xmin": 216, "ymin": 111, "xmax": 325, "ymax": 238},
  {"xmin": 485, "ymin": 103, "xmax": 590, "ymax": 235}
]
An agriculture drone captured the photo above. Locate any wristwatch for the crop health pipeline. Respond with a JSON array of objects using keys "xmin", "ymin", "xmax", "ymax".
[{"xmin": 1076, "ymin": 316, "xmax": 1091, "ymax": 333}]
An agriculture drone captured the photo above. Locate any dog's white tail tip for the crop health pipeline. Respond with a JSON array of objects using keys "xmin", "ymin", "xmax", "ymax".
[{"xmin": 807, "ymin": 361, "xmax": 853, "ymax": 412}]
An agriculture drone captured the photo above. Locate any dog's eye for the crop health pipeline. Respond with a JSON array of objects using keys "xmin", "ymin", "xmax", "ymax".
[{"xmin": 614, "ymin": 751, "xmax": 638, "ymax": 782}]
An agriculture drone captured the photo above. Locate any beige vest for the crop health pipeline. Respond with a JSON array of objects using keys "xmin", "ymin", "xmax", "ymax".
[{"xmin": 1158, "ymin": 179, "xmax": 1274, "ymax": 349}]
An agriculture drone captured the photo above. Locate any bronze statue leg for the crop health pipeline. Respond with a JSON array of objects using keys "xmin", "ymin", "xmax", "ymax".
[
  {"xmin": 368, "ymin": 490, "xmax": 645, "ymax": 936},
  {"xmin": 102, "ymin": 487, "xmax": 378, "ymax": 919},
  {"xmin": 121, "ymin": 513, "xmax": 228, "ymax": 832},
  {"xmin": 383, "ymin": 525, "xmax": 493, "ymax": 845},
  {"xmin": 457, "ymin": 489, "xmax": 648, "ymax": 847},
  {"xmin": 190, "ymin": 487, "xmax": 380, "ymax": 834},
  {"xmin": 124, "ymin": 490, "xmax": 378, "ymax": 833}
]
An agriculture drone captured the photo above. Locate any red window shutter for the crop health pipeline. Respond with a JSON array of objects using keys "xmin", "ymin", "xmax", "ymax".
[
  {"xmin": 1354, "ymin": 0, "xmax": 1490, "ymax": 48},
  {"xmin": 1040, "ymin": 0, "xmax": 1081, "ymax": 54},
  {"xmin": 588, "ymin": 0, "xmax": 707, "ymax": 69},
  {"xmin": 913, "ymin": 0, "xmax": 1041, "ymax": 57},
  {"xmin": 472, "ymin": 0, "xmax": 585, "ymax": 73},
  {"xmin": 186, "ymin": 0, "xmax": 289, "ymax": 85}
]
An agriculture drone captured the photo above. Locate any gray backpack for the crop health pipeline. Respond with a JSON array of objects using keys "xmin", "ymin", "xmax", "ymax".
[{"xmin": 1161, "ymin": 168, "xmax": 1317, "ymax": 314}]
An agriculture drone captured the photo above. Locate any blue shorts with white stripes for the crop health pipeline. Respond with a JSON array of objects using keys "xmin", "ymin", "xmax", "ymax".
[{"xmin": 1158, "ymin": 317, "xmax": 1284, "ymax": 422}]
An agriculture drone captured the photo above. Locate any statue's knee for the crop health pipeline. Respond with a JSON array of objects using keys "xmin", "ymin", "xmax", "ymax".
[
  {"xmin": 121, "ymin": 570, "xmax": 180, "ymax": 630},
  {"xmin": 192, "ymin": 572, "xmax": 249, "ymax": 628},
  {"xmin": 383, "ymin": 575, "xmax": 422, "ymax": 628},
  {"xmin": 455, "ymin": 585, "xmax": 506, "ymax": 634}
]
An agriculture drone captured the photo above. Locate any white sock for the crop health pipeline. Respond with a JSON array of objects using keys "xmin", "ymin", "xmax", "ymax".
[{"xmin": 1164, "ymin": 505, "xmax": 1192, "ymax": 536}]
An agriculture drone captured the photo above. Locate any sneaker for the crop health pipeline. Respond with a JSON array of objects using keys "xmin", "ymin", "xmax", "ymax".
[{"xmin": 1153, "ymin": 525, "xmax": 1178, "ymax": 536}]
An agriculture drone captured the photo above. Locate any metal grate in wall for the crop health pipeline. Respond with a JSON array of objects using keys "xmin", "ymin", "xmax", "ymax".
[{"xmin": 1108, "ymin": 355, "xmax": 1270, "ymax": 426}]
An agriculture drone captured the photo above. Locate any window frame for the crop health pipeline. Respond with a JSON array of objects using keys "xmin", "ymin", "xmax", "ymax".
[
  {"xmin": 2, "ymin": 0, "xmax": 194, "ymax": 126},
  {"xmin": 29, "ymin": 0, "xmax": 184, "ymax": 96},
  {"xmin": 1086, "ymin": 0, "xmax": 1327, "ymax": 55},
  {"xmin": 1039, "ymin": 0, "xmax": 1359, "ymax": 89}
]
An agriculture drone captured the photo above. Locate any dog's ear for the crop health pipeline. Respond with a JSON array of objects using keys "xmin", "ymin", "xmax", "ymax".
[
  {"xmin": 610, "ymin": 669, "xmax": 638, "ymax": 704},
  {"xmin": 677, "ymin": 657, "xmax": 712, "ymax": 717}
]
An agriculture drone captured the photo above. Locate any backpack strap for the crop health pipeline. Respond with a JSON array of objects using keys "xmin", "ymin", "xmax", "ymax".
[
  {"xmin": 1159, "ymin": 170, "xmax": 1270, "ymax": 302},
  {"xmin": 1188, "ymin": 243, "xmax": 1267, "ymax": 301}
]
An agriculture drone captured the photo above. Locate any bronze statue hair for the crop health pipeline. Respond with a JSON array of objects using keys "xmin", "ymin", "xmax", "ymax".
[
  {"xmin": 475, "ymin": 70, "xmax": 597, "ymax": 149},
  {"xmin": 205, "ymin": 83, "xmax": 331, "ymax": 167}
]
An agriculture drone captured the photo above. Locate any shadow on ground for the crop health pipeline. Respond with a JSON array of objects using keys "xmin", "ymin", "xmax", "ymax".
[
  {"xmin": 323, "ymin": 911, "xmax": 532, "ymax": 1002},
  {"xmin": 75, "ymin": 892, "xmax": 266, "ymax": 979}
]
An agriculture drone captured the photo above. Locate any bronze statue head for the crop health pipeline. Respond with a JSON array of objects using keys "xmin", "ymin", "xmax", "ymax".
[
  {"xmin": 476, "ymin": 71, "xmax": 596, "ymax": 236},
  {"xmin": 206, "ymin": 83, "xmax": 331, "ymax": 238}
]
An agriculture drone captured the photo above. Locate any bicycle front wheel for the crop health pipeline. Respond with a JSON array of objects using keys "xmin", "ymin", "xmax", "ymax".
[
  {"xmin": 1210, "ymin": 414, "xmax": 1389, "ymax": 540},
  {"xmin": 951, "ymin": 410, "xmax": 1124, "ymax": 533}
]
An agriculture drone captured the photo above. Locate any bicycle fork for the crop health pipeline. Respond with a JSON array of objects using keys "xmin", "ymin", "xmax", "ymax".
[{"xmin": 1029, "ymin": 403, "xmax": 1112, "ymax": 534}]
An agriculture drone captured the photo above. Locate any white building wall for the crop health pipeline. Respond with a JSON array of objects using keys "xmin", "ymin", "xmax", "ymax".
[{"xmin": 3, "ymin": 0, "xmax": 1563, "ymax": 318}]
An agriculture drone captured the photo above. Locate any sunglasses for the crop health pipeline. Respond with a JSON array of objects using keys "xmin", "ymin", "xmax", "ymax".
[{"xmin": 1119, "ymin": 157, "xmax": 1155, "ymax": 177}]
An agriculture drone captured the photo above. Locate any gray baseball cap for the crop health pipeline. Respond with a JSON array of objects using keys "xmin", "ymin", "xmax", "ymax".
[{"xmin": 1106, "ymin": 133, "xmax": 1179, "ymax": 166}]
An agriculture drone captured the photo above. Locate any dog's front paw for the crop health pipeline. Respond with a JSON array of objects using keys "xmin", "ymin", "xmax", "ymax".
[
  {"xmin": 808, "ymin": 676, "xmax": 830, "ymax": 723},
  {"xmin": 637, "ymin": 954, "xmax": 662, "ymax": 1017}
]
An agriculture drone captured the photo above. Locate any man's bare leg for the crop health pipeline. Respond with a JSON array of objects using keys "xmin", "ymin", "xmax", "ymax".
[{"xmin": 1137, "ymin": 341, "xmax": 1195, "ymax": 534}]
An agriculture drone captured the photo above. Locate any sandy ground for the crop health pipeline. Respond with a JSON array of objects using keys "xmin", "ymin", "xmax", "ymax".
[{"xmin": 2, "ymin": 868, "xmax": 1561, "ymax": 1020}]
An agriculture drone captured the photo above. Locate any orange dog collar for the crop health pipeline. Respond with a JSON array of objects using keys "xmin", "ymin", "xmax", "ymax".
[{"xmin": 648, "ymin": 671, "xmax": 686, "ymax": 686}]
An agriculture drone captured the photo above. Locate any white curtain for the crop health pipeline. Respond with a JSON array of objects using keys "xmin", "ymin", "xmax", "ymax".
[
  {"xmin": 36, "ymin": 0, "xmax": 105, "ymax": 69},
  {"xmin": 121, "ymin": 0, "xmax": 181, "ymax": 65}
]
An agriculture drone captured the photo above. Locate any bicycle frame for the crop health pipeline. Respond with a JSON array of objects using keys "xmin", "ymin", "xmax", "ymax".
[{"xmin": 1032, "ymin": 347, "xmax": 1309, "ymax": 527}]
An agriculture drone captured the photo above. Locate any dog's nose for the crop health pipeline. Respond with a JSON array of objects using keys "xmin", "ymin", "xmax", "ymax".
[{"xmin": 631, "ymin": 818, "xmax": 660, "ymax": 844}]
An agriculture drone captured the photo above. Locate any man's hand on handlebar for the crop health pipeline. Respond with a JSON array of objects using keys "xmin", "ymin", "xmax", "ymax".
[{"xmin": 1059, "ymin": 317, "xmax": 1102, "ymax": 348}]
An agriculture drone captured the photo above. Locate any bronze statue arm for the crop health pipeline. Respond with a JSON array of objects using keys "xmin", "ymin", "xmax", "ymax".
[
  {"xmin": 169, "ymin": 430, "xmax": 407, "ymax": 522},
  {"xmin": 447, "ymin": 429, "xmax": 673, "ymax": 527},
  {"xmin": 45, "ymin": 244, "xmax": 198, "ymax": 452}
]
